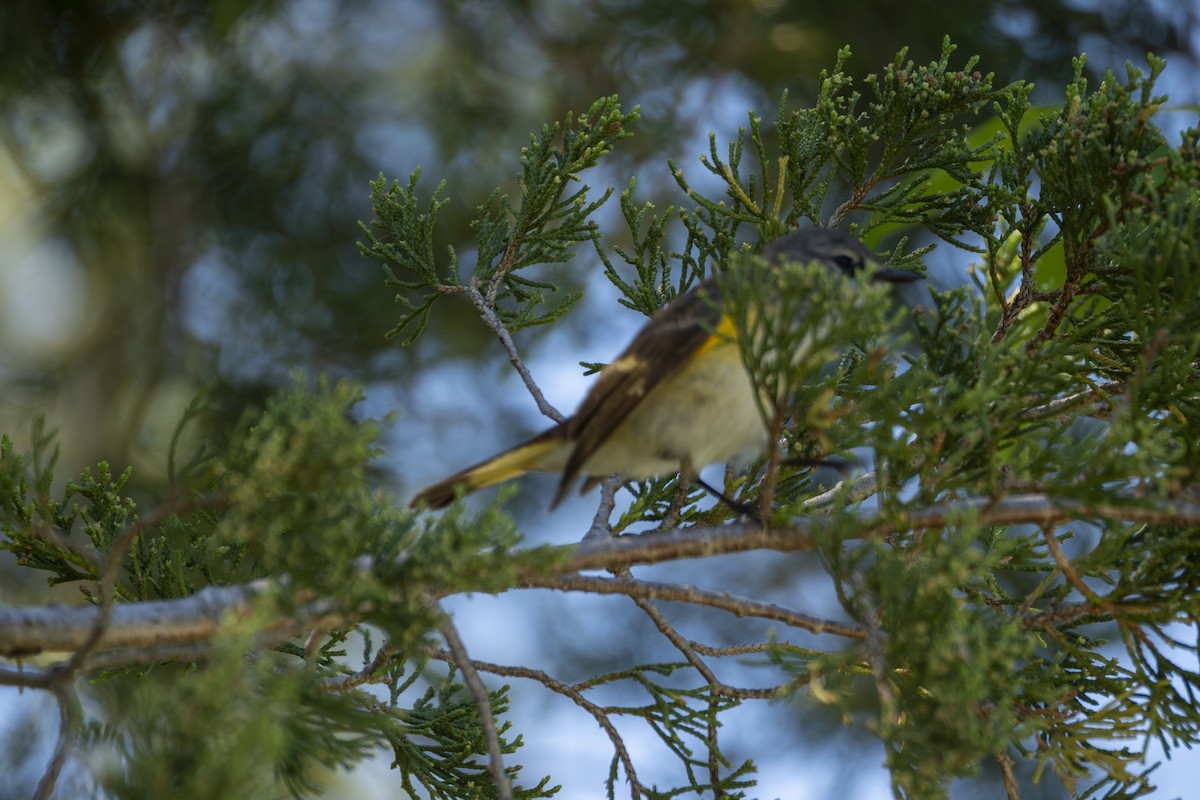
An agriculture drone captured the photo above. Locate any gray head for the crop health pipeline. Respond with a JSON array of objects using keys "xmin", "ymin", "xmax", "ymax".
[{"xmin": 763, "ymin": 227, "xmax": 919, "ymax": 283}]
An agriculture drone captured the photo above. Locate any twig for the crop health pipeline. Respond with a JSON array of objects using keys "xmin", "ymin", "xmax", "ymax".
[
  {"xmin": 426, "ymin": 647, "xmax": 645, "ymax": 799},
  {"xmin": 862, "ymin": 607, "xmax": 899, "ymax": 732},
  {"xmin": 560, "ymin": 493, "xmax": 1200, "ymax": 573},
  {"xmin": 991, "ymin": 219, "xmax": 1039, "ymax": 345},
  {"xmin": 687, "ymin": 640, "xmax": 780, "ymax": 657},
  {"xmin": 523, "ymin": 573, "xmax": 864, "ymax": 639},
  {"xmin": 465, "ymin": 283, "xmax": 565, "ymax": 424},
  {"xmin": 1040, "ymin": 525, "xmax": 1141, "ymax": 641},
  {"xmin": 660, "ymin": 480, "xmax": 691, "ymax": 530},
  {"xmin": 438, "ymin": 613, "xmax": 513, "ymax": 800},
  {"xmin": 320, "ymin": 640, "xmax": 399, "ymax": 693},
  {"xmin": 757, "ymin": 410, "xmax": 788, "ymax": 519},
  {"xmin": 626, "ymin": 598, "xmax": 731, "ymax": 793},
  {"xmin": 631, "ymin": 598, "xmax": 778, "ymax": 700},
  {"xmin": 801, "ymin": 469, "xmax": 879, "ymax": 514},
  {"xmin": 58, "ymin": 493, "xmax": 228, "ymax": 681},
  {"xmin": 1022, "ymin": 601, "xmax": 1098, "ymax": 629},
  {"xmin": 997, "ymin": 751, "xmax": 1021, "ymax": 800},
  {"xmin": 585, "ymin": 477, "xmax": 621, "ymax": 540},
  {"xmin": 1018, "ymin": 381, "xmax": 1125, "ymax": 420},
  {"xmin": 33, "ymin": 684, "xmax": 77, "ymax": 800},
  {"xmin": 634, "ymin": 598, "xmax": 717, "ymax": 681}
]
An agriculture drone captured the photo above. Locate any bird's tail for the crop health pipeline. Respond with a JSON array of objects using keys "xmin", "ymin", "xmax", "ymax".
[{"xmin": 409, "ymin": 426, "xmax": 569, "ymax": 509}]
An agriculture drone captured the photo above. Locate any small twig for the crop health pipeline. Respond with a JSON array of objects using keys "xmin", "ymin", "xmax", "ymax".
[
  {"xmin": 58, "ymin": 492, "xmax": 229, "ymax": 681},
  {"xmin": 801, "ymin": 470, "xmax": 879, "ymax": 514},
  {"xmin": 320, "ymin": 640, "xmax": 399, "ymax": 693},
  {"xmin": 829, "ymin": 178, "xmax": 881, "ymax": 228},
  {"xmin": 862, "ymin": 607, "xmax": 899, "ymax": 732},
  {"xmin": 1027, "ymin": 240, "xmax": 1091, "ymax": 354},
  {"xmin": 465, "ymin": 283, "xmax": 565, "ymax": 424},
  {"xmin": 706, "ymin": 690, "xmax": 723, "ymax": 796},
  {"xmin": 426, "ymin": 647, "xmax": 645, "ymax": 799},
  {"xmin": 687, "ymin": 640, "xmax": 779, "ymax": 657},
  {"xmin": 660, "ymin": 480, "xmax": 691, "ymax": 530},
  {"xmin": 997, "ymin": 751, "xmax": 1021, "ymax": 800},
  {"xmin": 629, "ymin": 598, "xmax": 731, "ymax": 792},
  {"xmin": 438, "ymin": 613, "xmax": 514, "ymax": 800},
  {"xmin": 758, "ymin": 409, "xmax": 788, "ymax": 520},
  {"xmin": 631, "ymin": 598, "xmax": 778, "ymax": 700},
  {"xmin": 1018, "ymin": 381, "xmax": 1125, "ymax": 420},
  {"xmin": 1040, "ymin": 526, "xmax": 1116, "ymax": 615},
  {"xmin": 991, "ymin": 218, "xmax": 1039, "ymax": 345},
  {"xmin": 634, "ymin": 598, "xmax": 717, "ymax": 682},
  {"xmin": 585, "ymin": 477, "xmax": 621, "ymax": 540},
  {"xmin": 524, "ymin": 573, "xmax": 864, "ymax": 639},
  {"xmin": 33, "ymin": 684, "xmax": 77, "ymax": 800},
  {"xmin": 1022, "ymin": 601, "xmax": 1099, "ymax": 630}
]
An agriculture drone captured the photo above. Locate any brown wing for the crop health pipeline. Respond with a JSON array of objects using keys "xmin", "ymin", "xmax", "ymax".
[{"xmin": 552, "ymin": 280, "xmax": 725, "ymax": 505}]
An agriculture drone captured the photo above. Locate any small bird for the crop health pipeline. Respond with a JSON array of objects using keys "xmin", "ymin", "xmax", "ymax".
[{"xmin": 410, "ymin": 227, "xmax": 919, "ymax": 510}]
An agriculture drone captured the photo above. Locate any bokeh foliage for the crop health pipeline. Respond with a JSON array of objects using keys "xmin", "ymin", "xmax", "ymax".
[
  {"xmin": 5, "ymin": 35, "xmax": 1200, "ymax": 798},
  {"xmin": 2, "ymin": 3, "xmax": 1200, "ymax": 798}
]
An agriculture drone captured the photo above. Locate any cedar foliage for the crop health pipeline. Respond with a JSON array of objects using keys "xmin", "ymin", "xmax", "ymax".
[{"xmin": 3, "ymin": 39, "xmax": 1199, "ymax": 799}]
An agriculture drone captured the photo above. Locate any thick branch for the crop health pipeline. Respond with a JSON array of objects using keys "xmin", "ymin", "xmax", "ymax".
[
  {"xmin": 557, "ymin": 493, "xmax": 1200, "ymax": 572},
  {"xmin": 3, "ymin": 493, "xmax": 1199, "ymax": 663},
  {"xmin": 0, "ymin": 581, "xmax": 342, "ymax": 661}
]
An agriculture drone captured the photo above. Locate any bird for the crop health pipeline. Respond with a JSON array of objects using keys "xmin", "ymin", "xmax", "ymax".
[{"xmin": 409, "ymin": 227, "xmax": 919, "ymax": 510}]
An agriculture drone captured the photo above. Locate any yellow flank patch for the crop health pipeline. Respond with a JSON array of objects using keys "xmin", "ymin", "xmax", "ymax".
[{"xmin": 694, "ymin": 314, "xmax": 739, "ymax": 357}]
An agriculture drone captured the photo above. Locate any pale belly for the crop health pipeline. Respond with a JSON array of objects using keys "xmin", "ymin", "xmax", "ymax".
[{"xmin": 580, "ymin": 342, "xmax": 767, "ymax": 479}]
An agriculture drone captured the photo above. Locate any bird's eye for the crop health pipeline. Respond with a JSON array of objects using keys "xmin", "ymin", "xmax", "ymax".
[{"xmin": 832, "ymin": 254, "xmax": 860, "ymax": 274}]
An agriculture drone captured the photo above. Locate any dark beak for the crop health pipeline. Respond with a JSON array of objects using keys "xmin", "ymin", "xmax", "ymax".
[{"xmin": 870, "ymin": 266, "xmax": 922, "ymax": 283}]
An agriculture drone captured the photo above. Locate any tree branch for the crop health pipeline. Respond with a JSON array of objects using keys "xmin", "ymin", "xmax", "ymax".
[
  {"xmin": 439, "ymin": 611, "xmax": 514, "ymax": 800},
  {"xmin": 425, "ymin": 647, "xmax": 646, "ymax": 800},
  {"xmin": 466, "ymin": 282, "xmax": 566, "ymax": 424},
  {"xmin": 4, "ymin": 493, "xmax": 1200, "ymax": 664},
  {"xmin": 558, "ymin": 493, "xmax": 1200, "ymax": 572},
  {"xmin": 0, "ymin": 581, "xmax": 342, "ymax": 661},
  {"xmin": 33, "ymin": 685, "xmax": 76, "ymax": 800},
  {"xmin": 522, "ymin": 573, "xmax": 863, "ymax": 639}
]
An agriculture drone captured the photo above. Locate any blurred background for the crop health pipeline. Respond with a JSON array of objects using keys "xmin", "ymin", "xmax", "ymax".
[{"xmin": 1, "ymin": 1, "xmax": 1198, "ymax": 797}]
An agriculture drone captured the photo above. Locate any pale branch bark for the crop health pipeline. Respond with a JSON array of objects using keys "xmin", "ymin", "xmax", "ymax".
[
  {"xmin": 0, "ymin": 581, "xmax": 342, "ymax": 662},
  {"xmin": 3, "ymin": 493, "xmax": 1199, "ymax": 664},
  {"xmin": 585, "ymin": 476, "xmax": 621, "ymax": 539},
  {"xmin": 465, "ymin": 282, "xmax": 566, "ymax": 424},
  {"xmin": 561, "ymin": 493, "xmax": 1200, "ymax": 571},
  {"xmin": 801, "ymin": 469, "xmax": 879, "ymax": 514},
  {"xmin": 439, "ymin": 611, "xmax": 514, "ymax": 800},
  {"xmin": 1017, "ymin": 380, "xmax": 1125, "ymax": 420}
]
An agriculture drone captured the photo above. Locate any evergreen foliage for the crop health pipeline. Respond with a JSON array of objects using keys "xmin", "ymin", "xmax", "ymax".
[{"xmin": 2, "ymin": 39, "xmax": 1199, "ymax": 799}]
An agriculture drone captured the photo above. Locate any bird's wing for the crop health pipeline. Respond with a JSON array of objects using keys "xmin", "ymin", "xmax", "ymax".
[{"xmin": 553, "ymin": 280, "xmax": 727, "ymax": 505}]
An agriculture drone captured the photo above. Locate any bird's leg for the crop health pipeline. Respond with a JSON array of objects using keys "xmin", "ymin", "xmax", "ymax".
[
  {"xmin": 660, "ymin": 477, "xmax": 689, "ymax": 529},
  {"xmin": 694, "ymin": 476, "xmax": 759, "ymax": 520},
  {"xmin": 681, "ymin": 457, "xmax": 759, "ymax": 521}
]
